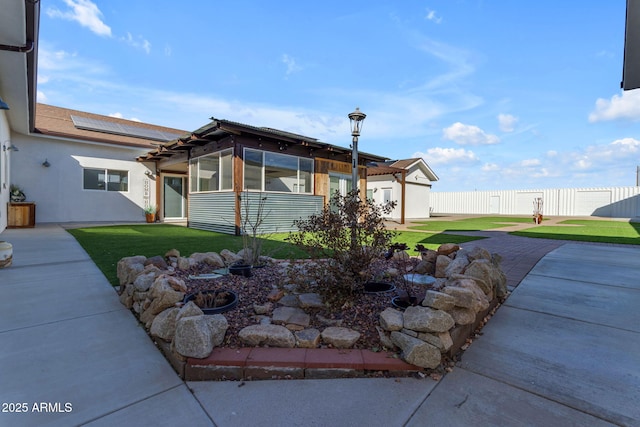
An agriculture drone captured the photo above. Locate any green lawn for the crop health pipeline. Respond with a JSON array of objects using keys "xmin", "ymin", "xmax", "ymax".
[
  {"xmin": 67, "ymin": 224, "xmax": 483, "ymax": 286},
  {"xmin": 67, "ymin": 224, "xmax": 306, "ymax": 285},
  {"xmin": 510, "ymin": 219, "xmax": 640, "ymax": 245},
  {"xmin": 409, "ymin": 216, "xmax": 534, "ymax": 232}
]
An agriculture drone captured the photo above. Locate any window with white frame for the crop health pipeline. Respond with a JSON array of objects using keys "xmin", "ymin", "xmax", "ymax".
[
  {"xmin": 189, "ymin": 149, "xmax": 233, "ymax": 193},
  {"xmin": 83, "ymin": 168, "xmax": 129, "ymax": 191},
  {"xmin": 243, "ymin": 148, "xmax": 313, "ymax": 193}
]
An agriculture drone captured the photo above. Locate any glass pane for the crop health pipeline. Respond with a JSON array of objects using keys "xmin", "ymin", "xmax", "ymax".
[
  {"xmin": 83, "ymin": 168, "xmax": 104, "ymax": 190},
  {"xmin": 265, "ymin": 152, "xmax": 297, "ymax": 192},
  {"xmin": 189, "ymin": 160, "xmax": 198, "ymax": 193},
  {"xmin": 198, "ymin": 155, "xmax": 219, "ymax": 191},
  {"xmin": 299, "ymin": 158, "xmax": 313, "ymax": 193},
  {"xmin": 164, "ymin": 177, "xmax": 184, "ymax": 218},
  {"xmin": 107, "ymin": 170, "xmax": 128, "ymax": 191},
  {"xmin": 221, "ymin": 149, "xmax": 233, "ymax": 190},
  {"xmin": 244, "ymin": 149, "xmax": 262, "ymax": 190}
]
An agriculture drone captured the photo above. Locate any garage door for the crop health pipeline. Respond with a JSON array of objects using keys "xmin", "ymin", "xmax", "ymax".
[{"xmin": 575, "ymin": 191, "xmax": 611, "ymax": 216}]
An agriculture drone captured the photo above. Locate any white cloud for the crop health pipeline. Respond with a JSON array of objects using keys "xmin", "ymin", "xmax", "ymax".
[
  {"xmin": 47, "ymin": 0, "xmax": 111, "ymax": 37},
  {"xmin": 108, "ymin": 112, "xmax": 142, "ymax": 122},
  {"xmin": 497, "ymin": 113, "xmax": 518, "ymax": 132},
  {"xmin": 482, "ymin": 163, "xmax": 499, "ymax": 171},
  {"xmin": 546, "ymin": 150, "xmax": 558, "ymax": 157},
  {"xmin": 109, "ymin": 112, "xmax": 123, "ymax": 118},
  {"xmin": 520, "ymin": 158, "xmax": 540, "ymax": 167},
  {"xmin": 121, "ymin": 33, "xmax": 151, "ymax": 54},
  {"xmin": 282, "ymin": 54, "xmax": 302, "ymax": 76},
  {"xmin": 589, "ymin": 90, "xmax": 640, "ymax": 122},
  {"xmin": 442, "ymin": 122, "xmax": 499, "ymax": 145},
  {"xmin": 413, "ymin": 147, "xmax": 478, "ymax": 166},
  {"xmin": 37, "ymin": 90, "xmax": 47, "ymax": 103},
  {"xmin": 425, "ymin": 9, "xmax": 442, "ymax": 24}
]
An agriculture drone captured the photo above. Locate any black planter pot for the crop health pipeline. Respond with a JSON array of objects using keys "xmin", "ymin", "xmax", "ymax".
[
  {"xmin": 184, "ymin": 289, "xmax": 239, "ymax": 315},
  {"xmin": 229, "ymin": 264, "xmax": 253, "ymax": 277},
  {"xmin": 363, "ymin": 282, "xmax": 396, "ymax": 294},
  {"xmin": 391, "ymin": 296, "xmax": 418, "ymax": 310}
]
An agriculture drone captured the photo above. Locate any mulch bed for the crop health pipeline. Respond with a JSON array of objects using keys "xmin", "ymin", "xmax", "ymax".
[{"xmin": 174, "ymin": 257, "xmax": 431, "ymax": 350}]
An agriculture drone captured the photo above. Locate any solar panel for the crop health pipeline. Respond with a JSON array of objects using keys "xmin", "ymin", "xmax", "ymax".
[{"xmin": 70, "ymin": 115, "xmax": 183, "ymax": 142}]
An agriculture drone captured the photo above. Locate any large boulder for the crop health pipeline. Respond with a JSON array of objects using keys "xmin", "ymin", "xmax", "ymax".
[
  {"xmin": 445, "ymin": 278, "xmax": 490, "ymax": 312},
  {"xmin": 464, "ymin": 258, "xmax": 508, "ymax": 298},
  {"xmin": 403, "ymin": 306, "xmax": 455, "ymax": 333},
  {"xmin": 435, "ymin": 255, "xmax": 452, "ymax": 278},
  {"xmin": 150, "ymin": 307, "xmax": 179, "ymax": 342},
  {"xmin": 174, "ymin": 315, "xmax": 214, "ymax": 358},
  {"xmin": 238, "ymin": 324, "xmax": 296, "ymax": 348},
  {"xmin": 219, "ymin": 249, "xmax": 243, "ymax": 265},
  {"xmin": 391, "ymin": 331, "xmax": 441, "ymax": 369},
  {"xmin": 437, "ymin": 243, "xmax": 460, "ymax": 256},
  {"xmin": 190, "ymin": 252, "xmax": 225, "ymax": 268},
  {"xmin": 117, "ymin": 255, "xmax": 147, "ymax": 286},
  {"xmin": 421, "ymin": 290, "xmax": 456, "ymax": 311}
]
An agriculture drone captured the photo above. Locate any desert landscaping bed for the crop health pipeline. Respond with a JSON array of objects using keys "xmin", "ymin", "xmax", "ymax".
[{"xmin": 117, "ymin": 242, "xmax": 508, "ymax": 380}]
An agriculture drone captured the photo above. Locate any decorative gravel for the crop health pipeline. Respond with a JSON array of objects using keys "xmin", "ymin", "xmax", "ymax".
[{"xmin": 174, "ymin": 258, "xmax": 430, "ymax": 350}]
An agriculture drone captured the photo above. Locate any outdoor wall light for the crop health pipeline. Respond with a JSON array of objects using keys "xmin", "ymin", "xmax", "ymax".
[
  {"xmin": 42, "ymin": 159, "xmax": 50, "ymax": 167},
  {"xmin": 3, "ymin": 144, "xmax": 18, "ymax": 152},
  {"xmin": 0, "ymin": 96, "xmax": 9, "ymax": 110}
]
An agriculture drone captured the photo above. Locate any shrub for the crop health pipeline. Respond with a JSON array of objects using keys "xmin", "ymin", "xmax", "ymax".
[{"xmin": 287, "ymin": 190, "xmax": 396, "ymax": 304}]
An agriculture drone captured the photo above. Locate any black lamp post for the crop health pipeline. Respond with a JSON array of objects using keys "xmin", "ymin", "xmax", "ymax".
[
  {"xmin": 348, "ymin": 107, "xmax": 366, "ymax": 249},
  {"xmin": 348, "ymin": 107, "xmax": 366, "ymax": 193}
]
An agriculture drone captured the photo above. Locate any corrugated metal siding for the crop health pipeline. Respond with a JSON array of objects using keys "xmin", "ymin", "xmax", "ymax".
[
  {"xmin": 431, "ymin": 187, "xmax": 640, "ymax": 218},
  {"xmin": 189, "ymin": 192, "xmax": 324, "ymax": 234},
  {"xmin": 189, "ymin": 192, "xmax": 237, "ymax": 234},
  {"xmin": 240, "ymin": 192, "xmax": 324, "ymax": 234}
]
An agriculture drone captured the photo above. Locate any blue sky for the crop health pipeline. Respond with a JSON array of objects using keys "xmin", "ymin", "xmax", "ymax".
[{"xmin": 37, "ymin": 0, "xmax": 640, "ymax": 191}]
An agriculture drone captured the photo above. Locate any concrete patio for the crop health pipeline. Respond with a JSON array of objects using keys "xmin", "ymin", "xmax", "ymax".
[{"xmin": 0, "ymin": 223, "xmax": 638, "ymax": 426}]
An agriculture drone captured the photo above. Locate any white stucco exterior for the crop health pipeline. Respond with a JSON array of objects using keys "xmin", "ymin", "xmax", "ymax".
[
  {"xmin": 0, "ymin": 112, "xmax": 11, "ymax": 231},
  {"xmin": 11, "ymin": 133, "xmax": 157, "ymax": 223}
]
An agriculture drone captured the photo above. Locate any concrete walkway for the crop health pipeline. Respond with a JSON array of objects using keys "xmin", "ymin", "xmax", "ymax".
[{"xmin": 1, "ymin": 223, "xmax": 638, "ymax": 426}]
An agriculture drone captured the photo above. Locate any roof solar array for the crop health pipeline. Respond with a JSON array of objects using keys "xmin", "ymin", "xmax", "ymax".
[{"xmin": 71, "ymin": 115, "xmax": 183, "ymax": 142}]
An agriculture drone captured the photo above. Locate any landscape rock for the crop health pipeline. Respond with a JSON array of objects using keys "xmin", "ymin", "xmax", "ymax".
[
  {"xmin": 177, "ymin": 301, "xmax": 204, "ymax": 321},
  {"xmin": 144, "ymin": 255, "xmax": 168, "ymax": 270},
  {"xmin": 117, "ymin": 255, "xmax": 147, "ymax": 286},
  {"xmin": 421, "ymin": 290, "xmax": 456, "ymax": 311},
  {"xmin": 277, "ymin": 294, "xmax": 300, "ymax": 307},
  {"xmin": 464, "ymin": 258, "xmax": 508, "ymax": 298},
  {"xmin": 165, "ymin": 248, "xmax": 180, "ymax": 258},
  {"xmin": 437, "ymin": 243, "xmax": 460, "ymax": 256},
  {"xmin": 442, "ymin": 287, "xmax": 476, "ymax": 309},
  {"xmin": 417, "ymin": 331, "xmax": 453, "ymax": 353},
  {"xmin": 150, "ymin": 307, "xmax": 179, "ymax": 342},
  {"xmin": 390, "ymin": 331, "xmax": 441, "ymax": 369},
  {"xmin": 219, "ymin": 249, "xmax": 243, "ymax": 265},
  {"xmin": 253, "ymin": 302, "xmax": 273, "ymax": 315},
  {"xmin": 445, "ymin": 278, "xmax": 490, "ymax": 312},
  {"xmin": 435, "ymin": 255, "xmax": 452, "ymax": 278},
  {"xmin": 119, "ymin": 290, "xmax": 133, "ymax": 308},
  {"xmin": 238, "ymin": 324, "xmax": 296, "ymax": 348},
  {"xmin": 174, "ymin": 315, "xmax": 214, "ymax": 358},
  {"xmin": 177, "ymin": 256, "xmax": 196, "ymax": 270},
  {"xmin": 272, "ymin": 306, "xmax": 310, "ymax": 327},
  {"xmin": 316, "ymin": 314, "xmax": 343, "ymax": 327},
  {"xmin": 321, "ymin": 327, "xmax": 361, "ymax": 349},
  {"xmin": 379, "ymin": 307, "xmax": 404, "ymax": 331},
  {"xmin": 267, "ymin": 289, "xmax": 285, "ymax": 302},
  {"xmin": 448, "ymin": 307, "xmax": 476, "ymax": 325},
  {"xmin": 413, "ymin": 259, "xmax": 435, "ymax": 275},
  {"xmin": 295, "ymin": 328, "xmax": 321, "ymax": 348},
  {"xmin": 403, "ymin": 306, "xmax": 455, "ymax": 333},
  {"xmin": 444, "ymin": 254, "xmax": 470, "ymax": 277},
  {"xmin": 467, "ymin": 246, "xmax": 491, "ymax": 262},
  {"xmin": 403, "ymin": 274, "xmax": 437, "ymax": 286},
  {"xmin": 298, "ymin": 293, "xmax": 324, "ymax": 308},
  {"xmin": 206, "ymin": 314, "xmax": 229, "ymax": 347},
  {"xmin": 420, "ymin": 249, "xmax": 438, "ymax": 263},
  {"xmin": 376, "ymin": 326, "xmax": 396, "ymax": 350}
]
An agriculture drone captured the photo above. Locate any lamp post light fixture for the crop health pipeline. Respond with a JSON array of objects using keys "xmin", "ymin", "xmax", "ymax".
[{"xmin": 348, "ymin": 107, "xmax": 366, "ymax": 193}]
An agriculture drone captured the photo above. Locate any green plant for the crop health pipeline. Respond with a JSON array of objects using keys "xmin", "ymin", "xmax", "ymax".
[
  {"xmin": 287, "ymin": 189, "xmax": 396, "ymax": 303},
  {"xmin": 143, "ymin": 205, "xmax": 157, "ymax": 214}
]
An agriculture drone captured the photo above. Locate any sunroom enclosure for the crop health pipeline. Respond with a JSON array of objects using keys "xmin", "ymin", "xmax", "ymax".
[{"xmin": 138, "ymin": 118, "xmax": 387, "ymax": 235}]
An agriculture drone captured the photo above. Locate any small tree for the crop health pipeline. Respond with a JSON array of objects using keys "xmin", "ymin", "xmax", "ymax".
[
  {"xmin": 238, "ymin": 191, "xmax": 270, "ymax": 266},
  {"xmin": 288, "ymin": 189, "xmax": 396, "ymax": 303}
]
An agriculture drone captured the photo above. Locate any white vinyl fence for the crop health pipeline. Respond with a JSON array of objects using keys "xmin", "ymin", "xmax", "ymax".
[{"xmin": 430, "ymin": 186, "xmax": 640, "ymax": 218}]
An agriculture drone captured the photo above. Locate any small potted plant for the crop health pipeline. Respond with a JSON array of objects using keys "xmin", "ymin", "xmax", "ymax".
[
  {"xmin": 143, "ymin": 205, "xmax": 157, "ymax": 223},
  {"xmin": 9, "ymin": 184, "xmax": 26, "ymax": 203}
]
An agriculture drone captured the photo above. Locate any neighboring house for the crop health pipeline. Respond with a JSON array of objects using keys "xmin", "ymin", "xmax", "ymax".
[
  {"xmin": 367, "ymin": 158, "xmax": 439, "ymax": 223},
  {"xmin": 138, "ymin": 119, "xmax": 387, "ymax": 234},
  {"xmin": 9, "ymin": 104, "xmax": 187, "ymax": 224}
]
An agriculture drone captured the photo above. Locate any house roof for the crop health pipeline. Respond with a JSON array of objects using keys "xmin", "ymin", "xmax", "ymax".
[
  {"xmin": 34, "ymin": 103, "xmax": 188, "ymax": 149},
  {"xmin": 138, "ymin": 117, "xmax": 388, "ymax": 163},
  {"xmin": 367, "ymin": 158, "xmax": 439, "ymax": 181}
]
